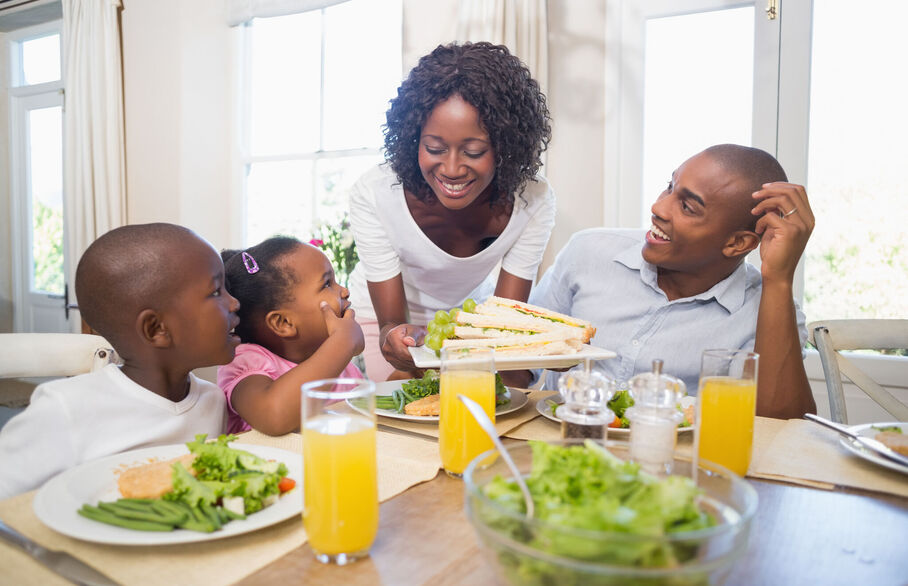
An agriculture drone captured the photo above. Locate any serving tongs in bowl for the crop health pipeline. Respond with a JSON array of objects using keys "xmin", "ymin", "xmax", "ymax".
[{"xmin": 804, "ymin": 413, "xmax": 908, "ymax": 468}]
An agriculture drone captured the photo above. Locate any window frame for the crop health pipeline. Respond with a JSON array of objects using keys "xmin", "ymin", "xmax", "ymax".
[
  {"xmin": 602, "ymin": 1, "xmax": 907, "ymax": 417},
  {"xmin": 237, "ymin": 5, "xmax": 394, "ymax": 246},
  {"xmin": 6, "ymin": 19, "xmax": 68, "ymax": 333}
]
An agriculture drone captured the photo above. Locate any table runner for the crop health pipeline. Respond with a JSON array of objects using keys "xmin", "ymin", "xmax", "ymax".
[
  {"xmin": 508, "ymin": 412, "xmax": 908, "ymax": 495},
  {"xmin": 749, "ymin": 419, "xmax": 908, "ymax": 497},
  {"xmin": 374, "ymin": 390, "xmax": 550, "ymax": 439},
  {"xmin": 0, "ymin": 429, "xmax": 442, "ymax": 586}
]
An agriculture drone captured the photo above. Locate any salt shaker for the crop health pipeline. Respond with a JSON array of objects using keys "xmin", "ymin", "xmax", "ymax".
[
  {"xmin": 626, "ymin": 359, "xmax": 686, "ymax": 475},
  {"xmin": 557, "ymin": 368, "xmax": 616, "ymax": 441}
]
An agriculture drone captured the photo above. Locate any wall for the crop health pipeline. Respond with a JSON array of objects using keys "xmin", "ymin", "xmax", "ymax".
[
  {"xmin": 544, "ymin": 0, "xmax": 606, "ymax": 271},
  {"xmin": 119, "ymin": 0, "xmax": 609, "ymax": 264},
  {"xmin": 121, "ymin": 0, "xmax": 240, "ymax": 251}
]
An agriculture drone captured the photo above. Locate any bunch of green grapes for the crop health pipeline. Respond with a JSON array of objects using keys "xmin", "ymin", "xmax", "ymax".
[{"xmin": 425, "ymin": 298, "xmax": 477, "ymax": 354}]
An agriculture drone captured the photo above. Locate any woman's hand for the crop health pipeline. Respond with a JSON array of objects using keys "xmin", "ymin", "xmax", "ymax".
[{"xmin": 379, "ymin": 323, "xmax": 427, "ymax": 371}]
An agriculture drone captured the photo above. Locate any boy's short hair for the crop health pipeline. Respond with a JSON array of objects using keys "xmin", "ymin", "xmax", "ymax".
[{"xmin": 75, "ymin": 223, "xmax": 199, "ymax": 349}]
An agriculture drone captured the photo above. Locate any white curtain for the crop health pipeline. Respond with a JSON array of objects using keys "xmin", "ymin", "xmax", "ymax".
[
  {"xmin": 456, "ymin": 0, "xmax": 549, "ymax": 97},
  {"xmin": 62, "ymin": 0, "xmax": 127, "ymax": 330},
  {"xmin": 225, "ymin": 0, "xmax": 349, "ymax": 26}
]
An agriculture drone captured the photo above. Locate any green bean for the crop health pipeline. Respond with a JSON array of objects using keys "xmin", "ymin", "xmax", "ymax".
[
  {"xmin": 177, "ymin": 503, "xmax": 217, "ymax": 533},
  {"xmin": 199, "ymin": 503, "xmax": 222, "ymax": 530},
  {"xmin": 375, "ymin": 396, "xmax": 397, "ymax": 409},
  {"xmin": 108, "ymin": 499, "xmax": 162, "ymax": 513},
  {"xmin": 78, "ymin": 505, "xmax": 174, "ymax": 532},
  {"xmin": 215, "ymin": 505, "xmax": 231, "ymax": 524},
  {"xmin": 117, "ymin": 498, "xmax": 157, "ymax": 505},
  {"xmin": 98, "ymin": 501, "xmax": 180, "ymax": 524},
  {"xmin": 168, "ymin": 501, "xmax": 216, "ymax": 533},
  {"xmin": 151, "ymin": 500, "xmax": 189, "ymax": 524}
]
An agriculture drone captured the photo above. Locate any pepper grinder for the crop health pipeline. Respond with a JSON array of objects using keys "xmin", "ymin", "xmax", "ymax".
[
  {"xmin": 557, "ymin": 368, "xmax": 616, "ymax": 442},
  {"xmin": 626, "ymin": 359, "xmax": 686, "ymax": 475}
]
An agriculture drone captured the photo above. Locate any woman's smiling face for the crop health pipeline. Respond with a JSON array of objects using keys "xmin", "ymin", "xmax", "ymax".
[{"xmin": 417, "ymin": 94, "xmax": 496, "ymax": 210}]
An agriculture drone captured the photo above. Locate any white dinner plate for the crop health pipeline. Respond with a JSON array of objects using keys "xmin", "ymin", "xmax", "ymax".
[
  {"xmin": 409, "ymin": 344, "xmax": 616, "ymax": 371},
  {"xmin": 370, "ymin": 380, "xmax": 529, "ymax": 423},
  {"xmin": 33, "ymin": 443, "xmax": 302, "ymax": 545},
  {"xmin": 837, "ymin": 421, "xmax": 908, "ymax": 476},
  {"xmin": 536, "ymin": 395, "xmax": 696, "ymax": 436}
]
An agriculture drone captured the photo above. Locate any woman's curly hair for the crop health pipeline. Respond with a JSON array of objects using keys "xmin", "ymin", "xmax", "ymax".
[{"xmin": 384, "ymin": 42, "xmax": 551, "ymax": 206}]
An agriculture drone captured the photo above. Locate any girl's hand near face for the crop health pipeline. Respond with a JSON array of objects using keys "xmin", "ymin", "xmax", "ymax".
[
  {"xmin": 320, "ymin": 301, "xmax": 365, "ymax": 356},
  {"xmin": 379, "ymin": 323, "xmax": 426, "ymax": 372}
]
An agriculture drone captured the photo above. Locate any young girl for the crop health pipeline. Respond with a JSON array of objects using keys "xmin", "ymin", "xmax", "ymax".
[{"xmin": 218, "ymin": 236, "xmax": 365, "ymax": 436}]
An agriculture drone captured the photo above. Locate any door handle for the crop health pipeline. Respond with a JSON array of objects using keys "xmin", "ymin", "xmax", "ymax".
[{"xmin": 63, "ymin": 283, "xmax": 79, "ymax": 320}]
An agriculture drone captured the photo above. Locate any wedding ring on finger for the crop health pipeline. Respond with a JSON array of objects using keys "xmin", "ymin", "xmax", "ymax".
[{"xmin": 780, "ymin": 206, "xmax": 798, "ymax": 218}]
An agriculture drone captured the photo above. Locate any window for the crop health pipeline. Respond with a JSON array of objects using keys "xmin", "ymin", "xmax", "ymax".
[
  {"xmin": 802, "ymin": 0, "xmax": 908, "ymax": 322},
  {"xmin": 240, "ymin": 0, "xmax": 402, "ymax": 246},
  {"xmin": 8, "ymin": 21, "xmax": 68, "ymax": 333},
  {"xmin": 640, "ymin": 7, "xmax": 755, "ymax": 222},
  {"xmin": 607, "ymin": 0, "xmax": 906, "ymax": 323}
]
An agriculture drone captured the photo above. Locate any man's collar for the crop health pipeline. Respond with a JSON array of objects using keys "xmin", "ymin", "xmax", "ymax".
[{"xmin": 614, "ymin": 242, "xmax": 748, "ymax": 312}]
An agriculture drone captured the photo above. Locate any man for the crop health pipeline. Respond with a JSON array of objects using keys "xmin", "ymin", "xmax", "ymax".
[{"xmin": 529, "ymin": 144, "xmax": 816, "ymax": 419}]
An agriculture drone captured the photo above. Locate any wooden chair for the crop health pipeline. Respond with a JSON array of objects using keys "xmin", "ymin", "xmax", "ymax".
[
  {"xmin": 808, "ymin": 320, "xmax": 908, "ymax": 424},
  {"xmin": 0, "ymin": 333, "xmax": 117, "ymax": 379}
]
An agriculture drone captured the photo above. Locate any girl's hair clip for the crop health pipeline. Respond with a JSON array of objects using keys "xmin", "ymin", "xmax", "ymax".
[{"xmin": 242, "ymin": 251, "xmax": 259, "ymax": 274}]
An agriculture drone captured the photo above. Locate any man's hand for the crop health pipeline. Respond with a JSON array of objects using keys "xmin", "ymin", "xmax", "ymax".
[
  {"xmin": 750, "ymin": 182, "xmax": 817, "ymax": 418},
  {"xmin": 379, "ymin": 323, "xmax": 427, "ymax": 372},
  {"xmin": 751, "ymin": 182, "xmax": 815, "ymax": 284},
  {"xmin": 320, "ymin": 301, "xmax": 365, "ymax": 355}
]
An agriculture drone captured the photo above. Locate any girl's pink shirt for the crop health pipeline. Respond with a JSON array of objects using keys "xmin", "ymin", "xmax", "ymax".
[{"xmin": 217, "ymin": 342, "xmax": 364, "ymax": 434}]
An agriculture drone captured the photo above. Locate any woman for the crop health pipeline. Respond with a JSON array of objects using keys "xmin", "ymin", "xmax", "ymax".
[{"xmin": 348, "ymin": 41, "xmax": 554, "ymax": 380}]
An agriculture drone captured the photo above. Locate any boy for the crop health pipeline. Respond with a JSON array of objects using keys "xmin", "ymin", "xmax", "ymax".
[{"xmin": 0, "ymin": 223, "xmax": 240, "ymax": 498}]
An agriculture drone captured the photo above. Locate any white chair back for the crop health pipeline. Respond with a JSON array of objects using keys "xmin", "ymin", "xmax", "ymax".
[
  {"xmin": 0, "ymin": 333, "xmax": 117, "ymax": 379},
  {"xmin": 807, "ymin": 320, "xmax": 908, "ymax": 424}
]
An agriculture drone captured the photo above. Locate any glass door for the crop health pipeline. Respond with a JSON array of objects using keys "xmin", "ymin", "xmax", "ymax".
[
  {"xmin": 605, "ymin": 0, "xmax": 780, "ymax": 227},
  {"xmin": 800, "ymin": 0, "xmax": 908, "ymax": 323},
  {"xmin": 8, "ymin": 24, "xmax": 70, "ymax": 332}
]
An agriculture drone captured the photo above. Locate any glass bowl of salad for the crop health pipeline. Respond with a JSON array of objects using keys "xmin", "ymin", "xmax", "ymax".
[{"xmin": 463, "ymin": 440, "xmax": 757, "ymax": 585}]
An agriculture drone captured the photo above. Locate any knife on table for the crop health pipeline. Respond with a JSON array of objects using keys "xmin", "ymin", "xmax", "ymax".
[
  {"xmin": 0, "ymin": 518, "xmax": 118, "ymax": 585},
  {"xmin": 804, "ymin": 413, "xmax": 908, "ymax": 469}
]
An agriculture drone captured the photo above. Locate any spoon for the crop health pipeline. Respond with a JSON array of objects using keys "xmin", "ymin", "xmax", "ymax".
[{"xmin": 458, "ymin": 394, "xmax": 535, "ymax": 519}]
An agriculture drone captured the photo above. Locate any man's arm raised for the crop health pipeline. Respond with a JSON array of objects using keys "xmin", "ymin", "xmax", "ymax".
[{"xmin": 751, "ymin": 182, "xmax": 817, "ymax": 418}]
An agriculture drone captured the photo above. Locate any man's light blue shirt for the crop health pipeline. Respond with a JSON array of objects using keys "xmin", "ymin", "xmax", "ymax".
[{"xmin": 529, "ymin": 229, "xmax": 807, "ymax": 394}]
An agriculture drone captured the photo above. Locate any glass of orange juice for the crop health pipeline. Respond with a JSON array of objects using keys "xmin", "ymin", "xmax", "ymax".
[
  {"xmin": 301, "ymin": 378, "xmax": 377, "ymax": 565},
  {"xmin": 439, "ymin": 347, "xmax": 496, "ymax": 477},
  {"xmin": 696, "ymin": 350, "xmax": 759, "ymax": 476}
]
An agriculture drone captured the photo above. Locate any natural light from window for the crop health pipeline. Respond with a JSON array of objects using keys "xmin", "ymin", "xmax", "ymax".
[
  {"xmin": 28, "ymin": 105, "xmax": 64, "ymax": 296},
  {"xmin": 243, "ymin": 0, "xmax": 402, "ymax": 247},
  {"xmin": 803, "ymin": 0, "xmax": 908, "ymax": 321},
  {"xmin": 641, "ymin": 8, "xmax": 754, "ymax": 221},
  {"xmin": 20, "ymin": 33, "xmax": 60, "ymax": 85}
]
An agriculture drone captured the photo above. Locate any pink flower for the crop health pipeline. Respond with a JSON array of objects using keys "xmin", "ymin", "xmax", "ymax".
[{"xmin": 309, "ymin": 238, "xmax": 324, "ymax": 247}]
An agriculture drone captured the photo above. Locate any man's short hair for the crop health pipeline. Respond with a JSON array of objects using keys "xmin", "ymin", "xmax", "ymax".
[{"xmin": 704, "ymin": 144, "xmax": 788, "ymax": 230}]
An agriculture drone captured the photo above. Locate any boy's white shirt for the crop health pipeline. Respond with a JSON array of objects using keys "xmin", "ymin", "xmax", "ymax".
[{"xmin": 0, "ymin": 364, "xmax": 227, "ymax": 499}]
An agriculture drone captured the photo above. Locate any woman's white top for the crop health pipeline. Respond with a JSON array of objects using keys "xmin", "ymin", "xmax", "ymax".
[{"xmin": 348, "ymin": 164, "xmax": 556, "ymax": 324}]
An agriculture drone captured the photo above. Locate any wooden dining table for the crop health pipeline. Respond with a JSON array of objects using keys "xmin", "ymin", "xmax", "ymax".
[
  {"xmin": 4, "ymin": 394, "xmax": 908, "ymax": 586},
  {"xmin": 240, "ymin": 435, "xmax": 908, "ymax": 585}
]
